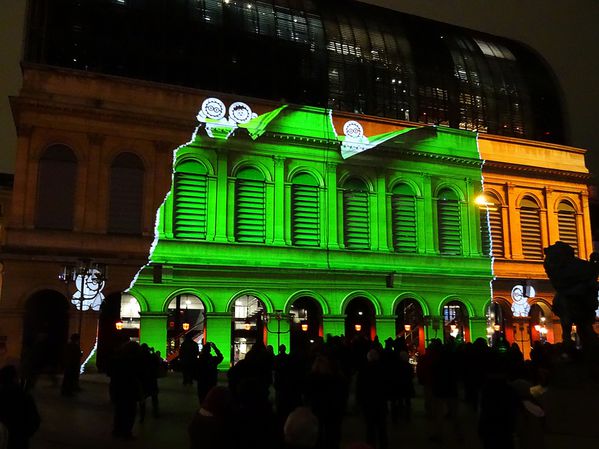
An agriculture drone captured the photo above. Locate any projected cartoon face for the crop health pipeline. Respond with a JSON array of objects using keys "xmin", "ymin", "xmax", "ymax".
[
  {"xmin": 229, "ymin": 102, "xmax": 254, "ymax": 124},
  {"xmin": 510, "ymin": 284, "xmax": 531, "ymax": 317},
  {"xmin": 71, "ymin": 268, "xmax": 105, "ymax": 311},
  {"xmin": 343, "ymin": 120, "xmax": 364, "ymax": 139},
  {"xmin": 201, "ymin": 97, "xmax": 226, "ymax": 120}
]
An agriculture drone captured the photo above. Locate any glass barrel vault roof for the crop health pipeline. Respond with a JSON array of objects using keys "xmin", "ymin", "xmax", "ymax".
[{"xmin": 25, "ymin": 0, "xmax": 563, "ymax": 143}]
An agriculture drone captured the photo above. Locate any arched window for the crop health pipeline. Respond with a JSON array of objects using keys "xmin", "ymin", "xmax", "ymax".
[
  {"xmin": 481, "ymin": 192, "xmax": 504, "ymax": 258},
  {"xmin": 108, "ymin": 152, "xmax": 144, "ymax": 234},
  {"xmin": 35, "ymin": 145, "xmax": 77, "ymax": 230},
  {"xmin": 557, "ymin": 201, "xmax": 578, "ymax": 255},
  {"xmin": 174, "ymin": 159, "xmax": 208, "ymax": 239},
  {"xmin": 391, "ymin": 183, "xmax": 417, "ymax": 253},
  {"xmin": 291, "ymin": 172, "xmax": 320, "ymax": 247},
  {"xmin": 235, "ymin": 167, "xmax": 266, "ymax": 243},
  {"xmin": 343, "ymin": 177, "xmax": 370, "ymax": 249},
  {"xmin": 437, "ymin": 188, "xmax": 461, "ymax": 255},
  {"xmin": 520, "ymin": 196, "xmax": 543, "ymax": 259}
]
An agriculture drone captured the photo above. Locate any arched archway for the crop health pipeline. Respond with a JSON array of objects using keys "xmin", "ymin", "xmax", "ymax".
[
  {"xmin": 231, "ymin": 295, "xmax": 266, "ymax": 364},
  {"xmin": 289, "ymin": 296, "xmax": 323, "ymax": 354},
  {"xmin": 22, "ymin": 290, "xmax": 70, "ymax": 373},
  {"xmin": 395, "ymin": 298, "xmax": 424, "ymax": 354},
  {"xmin": 442, "ymin": 300, "xmax": 469, "ymax": 342},
  {"xmin": 529, "ymin": 303, "xmax": 551, "ymax": 344},
  {"xmin": 486, "ymin": 300, "xmax": 513, "ymax": 348},
  {"xmin": 167, "ymin": 294, "xmax": 206, "ymax": 360},
  {"xmin": 345, "ymin": 297, "xmax": 376, "ymax": 341}
]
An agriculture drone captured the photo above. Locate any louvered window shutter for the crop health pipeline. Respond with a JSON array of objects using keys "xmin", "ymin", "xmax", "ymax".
[
  {"xmin": 174, "ymin": 171, "xmax": 208, "ymax": 239},
  {"xmin": 437, "ymin": 191, "xmax": 461, "ymax": 255},
  {"xmin": 558, "ymin": 202, "xmax": 578, "ymax": 255},
  {"xmin": 520, "ymin": 198, "xmax": 543, "ymax": 259},
  {"xmin": 480, "ymin": 209, "xmax": 491, "ymax": 257},
  {"xmin": 488, "ymin": 204, "xmax": 504, "ymax": 258},
  {"xmin": 292, "ymin": 184, "xmax": 319, "ymax": 246},
  {"xmin": 108, "ymin": 153, "xmax": 144, "ymax": 234},
  {"xmin": 343, "ymin": 186, "xmax": 370, "ymax": 249},
  {"xmin": 392, "ymin": 193, "xmax": 417, "ymax": 253},
  {"xmin": 235, "ymin": 179, "xmax": 266, "ymax": 243}
]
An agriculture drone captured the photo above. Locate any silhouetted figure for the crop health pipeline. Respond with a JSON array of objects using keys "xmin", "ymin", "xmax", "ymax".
[
  {"xmin": 381, "ymin": 339, "xmax": 400, "ymax": 423},
  {"xmin": 356, "ymin": 349, "xmax": 388, "ymax": 449},
  {"xmin": 478, "ymin": 356, "xmax": 520, "ymax": 449},
  {"xmin": 273, "ymin": 344, "xmax": 298, "ymax": 420},
  {"xmin": 180, "ymin": 334, "xmax": 199, "ymax": 386},
  {"xmin": 139, "ymin": 344, "xmax": 160, "ymax": 421},
  {"xmin": 304, "ymin": 355, "xmax": 347, "ymax": 449},
  {"xmin": 284, "ymin": 406, "xmax": 319, "ymax": 449},
  {"xmin": 189, "ymin": 386, "xmax": 233, "ymax": 449},
  {"xmin": 107, "ymin": 340, "xmax": 142, "ymax": 439},
  {"xmin": 228, "ymin": 343, "xmax": 279, "ymax": 449},
  {"xmin": 61, "ymin": 333, "xmax": 82, "ymax": 396},
  {"xmin": 543, "ymin": 241, "xmax": 599, "ymax": 348},
  {"xmin": 396, "ymin": 350, "xmax": 415, "ymax": 422},
  {"xmin": 416, "ymin": 339, "xmax": 441, "ymax": 420},
  {"xmin": 195, "ymin": 342, "xmax": 223, "ymax": 403},
  {"xmin": 0, "ymin": 365, "xmax": 40, "ymax": 449}
]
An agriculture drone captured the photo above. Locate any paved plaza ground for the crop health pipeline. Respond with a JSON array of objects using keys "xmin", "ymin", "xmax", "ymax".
[{"xmin": 28, "ymin": 369, "xmax": 598, "ymax": 449}]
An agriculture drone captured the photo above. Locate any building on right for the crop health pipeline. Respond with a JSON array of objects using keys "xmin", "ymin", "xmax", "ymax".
[{"xmin": 479, "ymin": 133, "xmax": 593, "ymax": 357}]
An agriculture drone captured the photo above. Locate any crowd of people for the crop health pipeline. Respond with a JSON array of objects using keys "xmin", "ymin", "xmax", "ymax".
[
  {"xmin": 0, "ymin": 329, "xmax": 595, "ymax": 449},
  {"xmin": 183, "ymin": 333, "xmax": 567, "ymax": 449}
]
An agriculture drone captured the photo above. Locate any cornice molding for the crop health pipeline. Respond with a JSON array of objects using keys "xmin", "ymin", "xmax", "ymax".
[{"xmin": 483, "ymin": 160, "xmax": 591, "ymax": 182}]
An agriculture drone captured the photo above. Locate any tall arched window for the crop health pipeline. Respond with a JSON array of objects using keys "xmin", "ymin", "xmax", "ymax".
[
  {"xmin": 108, "ymin": 152, "xmax": 144, "ymax": 234},
  {"xmin": 391, "ymin": 183, "xmax": 417, "ymax": 253},
  {"xmin": 343, "ymin": 177, "xmax": 370, "ymax": 249},
  {"xmin": 174, "ymin": 159, "xmax": 208, "ymax": 239},
  {"xmin": 520, "ymin": 196, "xmax": 543, "ymax": 259},
  {"xmin": 437, "ymin": 188, "xmax": 461, "ymax": 255},
  {"xmin": 235, "ymin": 167, "xmax": 266, "ymax": 243},
  {"xmin": 35, "ymin": 145, "xmax": 77, "ymax": 230},
  {"xmin": 291, "ymin": 172, "xmax": 320, "ymax": 247},
  {"xmin": 482, "ymin": 192, "xmax": 504, "ymax": 258},
  {"xmin": 557, "ymin": 201, "xmax": 578, "ymax": 255}
]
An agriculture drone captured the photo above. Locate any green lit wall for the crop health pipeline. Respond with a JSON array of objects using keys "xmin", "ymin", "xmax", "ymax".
[{"xmin": 129, "ymin": 101, "xmax": 492, "ymax": 366}]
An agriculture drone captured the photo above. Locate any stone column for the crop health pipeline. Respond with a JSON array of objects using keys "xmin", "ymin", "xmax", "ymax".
[
  {"xmin": 273, "ymin": 156, "xmax": 286, "ymax": 245},
  {"xmin": 375, "ymin": 315, "xmax": 396, "ymax": 341},
  {"xmin": 468, "ymin": 316, "xmax": 488, "ymax": 342},
  {"xmin": 205, "ymin": 312, "xmax": 233, "ymax": 369},
  {"xmin": 322, "ymin": 314, "xmax": 345, "ymax": 337},
  {"xmin": 139, "ymin": 312, "xmax": 168, "ymax": 356}
]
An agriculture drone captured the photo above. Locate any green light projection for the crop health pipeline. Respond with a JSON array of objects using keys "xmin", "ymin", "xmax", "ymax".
[{"xmin": 129, "ymin": 99, "xmax": 493, "ymax": 366}]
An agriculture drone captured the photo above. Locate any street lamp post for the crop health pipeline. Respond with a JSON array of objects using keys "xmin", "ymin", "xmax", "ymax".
[{"xmin": 265, "ymin": 310, "xmax": 291, "ymax": 349}]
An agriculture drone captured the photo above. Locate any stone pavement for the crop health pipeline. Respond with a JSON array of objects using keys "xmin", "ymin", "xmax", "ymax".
[{"xmin": 28, "ymin": 370, "xmax": 598, "ymax": 449}]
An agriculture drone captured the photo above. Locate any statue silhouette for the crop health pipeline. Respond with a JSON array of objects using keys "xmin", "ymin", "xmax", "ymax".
[{"xmin": 543, "ymin": 241, "xmax": 599, "ymax": 348}]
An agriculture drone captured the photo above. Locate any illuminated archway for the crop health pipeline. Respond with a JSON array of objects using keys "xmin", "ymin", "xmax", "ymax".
[
  {"xmin": 231, "ymin": 295, "xmax": 266, "ymax": 364},
  {"xmin": 345, "ymin": 297, "xmax": 376, "ymax": 340},
  {"xmin": 289, "ymin": 296, "xmax": 323, "ymax": 354},
  {"xmin": 442, "ymin": 300, "xmax": 469, "ymax": 342},
  {"xmin": 395, "ymin": 298, "xmax": 424, "ymax": 354},
  {"xmin": 167, "ymin": 294, "xmax": 206, "ymax": 360}
]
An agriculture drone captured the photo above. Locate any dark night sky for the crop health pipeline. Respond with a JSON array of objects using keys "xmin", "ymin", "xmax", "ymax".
[
  {"xmin": 361, "ymin": 0, "xmax": 599, "ymax": 179},
  {"xmin": 1, "ymin": 1, "xmax": 598, "ymax": 177}
]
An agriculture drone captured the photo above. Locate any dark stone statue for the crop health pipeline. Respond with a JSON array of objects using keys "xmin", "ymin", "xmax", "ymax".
[{"xmin": 543, "ymin": 241, "xmax": 599, "ymax": 348}]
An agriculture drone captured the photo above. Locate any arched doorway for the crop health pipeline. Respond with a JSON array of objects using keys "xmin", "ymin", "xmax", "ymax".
[
  {"xmin": 442, "ymin": 300, "xmax": 469, "ymax": 342},
  {"xmin": 97, "ymin": 292, "xmax": 124, "ymax": 372},
  {"xmin": 22, "ymin": 290, "xmax": 69, "ymax": 373},
  {"xmin": 395, "ymin": 299, "xmax": 424, "ymax": 355},
  {"xmin": 529, "ymin": 303, "xmax": 550, "ymax": 344},
  {"xmin": 231, "ymin": 295, "xmax": 266, "ymax": 364},
  {"xmin": 167, "ymin": 295, "xmax": 205, "ymax": 361},
  {"xmin": 486, "ymin": 300, "xmax": 513, "ymax": 348},
  {"xmin": 289, "ymin": 296, "xmax": 323, "ymax": 354},
  {"xmin": 345, "ymin": 297, "xmax": 376, "ymax": 341}
]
